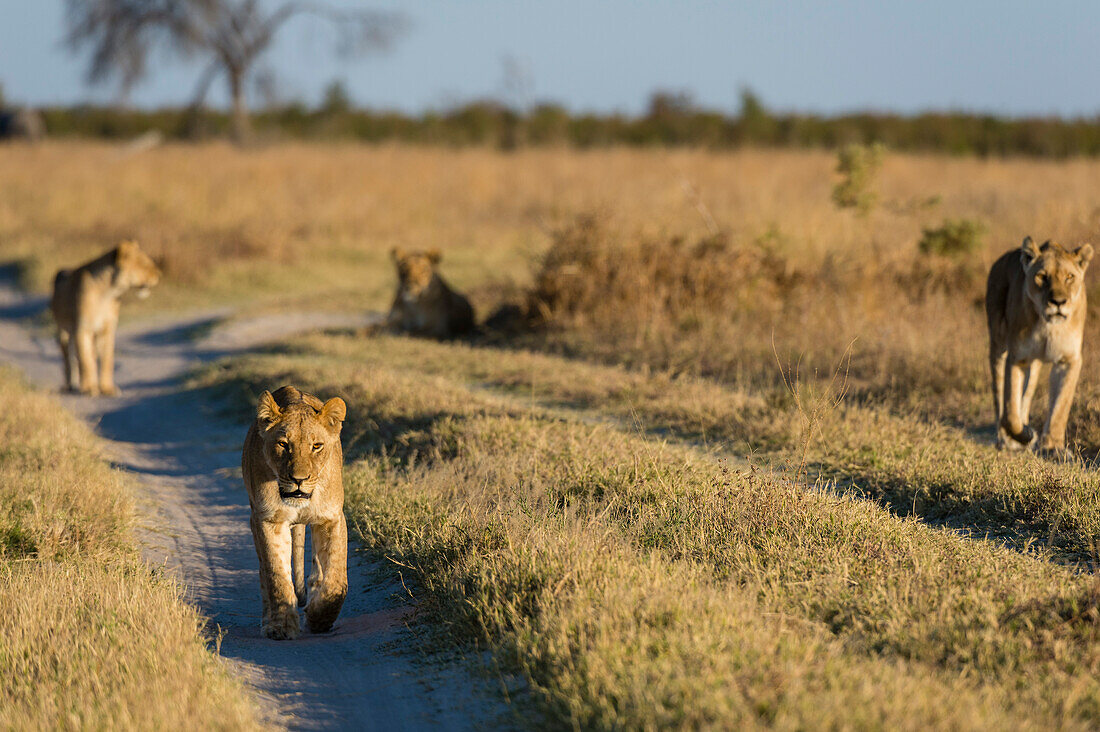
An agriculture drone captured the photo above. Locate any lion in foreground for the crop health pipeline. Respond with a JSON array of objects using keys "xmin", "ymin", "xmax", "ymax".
[
  {"xmin": 986, "ymin": 236, "xmax": 1093, "ymax": 456},
  {"xmin": 50, "ymin": 240, "xmax": 161, "ymax": 396},
  {"xmin": 242, "ymin": 385, "xmax": 348, "ymax": 640},
  {"xmin": 385, "ymin": 248, "xmax": 475, "ymax": 338}
]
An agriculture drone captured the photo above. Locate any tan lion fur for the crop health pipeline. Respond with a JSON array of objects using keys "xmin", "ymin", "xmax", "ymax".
[
  {"xmin": 50, "ymin": 240, "xmax": 160, "ymax": 396},
  {"xmin": 986, "ymin": 236, "xmax": 1093, "ymax": 455},
  {"xmin": 385, "ymin": 248, "xmax": 475, "ymax": 339},
  {"xmin": 242, "ymin": 385, "xmax": 348, "ymax": 640}
]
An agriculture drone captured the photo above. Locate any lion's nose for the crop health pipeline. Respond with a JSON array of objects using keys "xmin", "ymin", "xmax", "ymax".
[
  {"xmin": 290, "ymin": 475, "xmax": 310, "ymax": 487},
  {"xmin": 1051, "ymin": 296, "xmax": 1067, "ymax": 306}
]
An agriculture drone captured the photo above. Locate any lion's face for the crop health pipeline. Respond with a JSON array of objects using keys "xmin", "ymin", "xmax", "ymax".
[
  {"xmin": 115, "ymin": 240, "xmax": 161, "ymax": 299},
  {"xmin": 256, "ymin": 391, "xmax": 346, "ymax": 506},
  {"xmin": 1021, "ymin": 237, "xmax": 1093, "ymax": 323},
  {"xmin": 391, "ymin": 248, "xmax": 441, "ymax": 300}
]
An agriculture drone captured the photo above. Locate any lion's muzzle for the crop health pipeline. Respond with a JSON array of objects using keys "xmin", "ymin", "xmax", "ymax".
[
  {"xmin": 279, "ymin": 478, "xmax": 314, "ymax": 501},
  {"xmin": 1044, "ymin": 303, "xmax": 1069, "ymax": 322}
]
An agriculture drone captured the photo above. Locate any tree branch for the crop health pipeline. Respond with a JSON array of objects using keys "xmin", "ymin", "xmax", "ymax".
[
  {"xmin": 261, "ymin": 2, "xmax": 409, "ymax": 58},
  {"xmin": 186, "ymin": 57, "xmax": 223, "ymax": 111}
]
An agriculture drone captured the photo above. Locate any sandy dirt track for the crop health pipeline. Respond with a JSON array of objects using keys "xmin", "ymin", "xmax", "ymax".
[{"xmin": 0, "ymin": 283, "xmax": 507, "ymax": 731}]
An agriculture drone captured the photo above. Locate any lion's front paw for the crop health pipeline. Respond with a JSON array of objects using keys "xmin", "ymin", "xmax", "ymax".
[
  {"xmin": 997, "ymin": 424, "xmax": 1035, "ymax": 451},
  {"xmin": 99, "ymin": 384, "xmax": 120, "ymax": 397},
  {"xmin": 262, "ymin": 608, "xmax": 300, "ymax": 640},
  {"xmin": 306, "ymin": 590, "xmax": 346, "ymax": 634},
  {"xmin": 78, "ymin": 384, "xmax": 100, "ymax": 397}
]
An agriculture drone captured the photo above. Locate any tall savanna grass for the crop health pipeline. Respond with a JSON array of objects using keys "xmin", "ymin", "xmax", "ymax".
[{"xmin": 0, "ymin": 368, "xmax": 263, "ymax": 730}]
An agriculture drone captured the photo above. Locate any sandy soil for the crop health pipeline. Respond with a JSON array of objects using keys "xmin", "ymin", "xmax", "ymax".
[{"xmin": 0, "ymin": 284, "xmax": 510, "ymax": 731}]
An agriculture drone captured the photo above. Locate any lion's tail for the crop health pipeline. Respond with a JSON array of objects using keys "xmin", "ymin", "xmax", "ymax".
[{"xmin": 292, "ymin": 524, "xmax": 307, "ymax": 607}]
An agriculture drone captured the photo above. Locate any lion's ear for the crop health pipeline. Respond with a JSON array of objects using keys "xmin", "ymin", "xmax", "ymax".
[
  {"xmin": 426, "ymin": 248, "xmax": 442, "ymax": 265},
  {"xmin": 320, "ymin": 397, "xmax": 346, "ymax": 430},
  {"xmin": 390, "ymin": 247, "xmax": 404, "ymax": 262},
  {"xmin": 1020, "ymin": 236, "xmax": 1041, "ymax": 265},
  {"xmin": 116, "ymin": 240, "xmax": 138, "ymax": 262},
  {"xmin": 1077, "ymin": 244, "xmax": 1095, "ymax": 270},
  {"xmin": 257, "ymin": 390, "xmax": 282, "ymax": 426}
]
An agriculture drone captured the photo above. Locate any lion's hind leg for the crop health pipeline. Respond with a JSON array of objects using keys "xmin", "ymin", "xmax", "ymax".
[
  {"xmin": 95, "ymin": 317, "xmax": 120, "ymax": 396},
  {"xmin": 75, "ymin": 326, "xmax": 99, "ymax": 396},
  {"xmin": 57, "ymin": 329, "xmax": 75, "ymax": 392},
  {"xmin": 990, "ymin": 349, "xmax": 1007, "ymax": 448}
]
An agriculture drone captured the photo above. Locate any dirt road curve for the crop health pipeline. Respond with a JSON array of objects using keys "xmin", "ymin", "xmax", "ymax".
[{"xmin": 0, "ymin": 284, "xmax": 506, "ymax": 731}]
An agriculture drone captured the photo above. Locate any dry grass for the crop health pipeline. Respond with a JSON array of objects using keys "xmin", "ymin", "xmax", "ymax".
[
  {"xmin": 4, "ymin": 142, "xmax": 1100, "ymax": 317},
  {"xmin": 0, "ymin": 367, "xmax": 263, "ymax": 730},
  {"xmin": 222, "ymin": 330, "xmax": 1100, "ymax": 555},
  {"xmin": 197, "ymin": 334, "xmax": 1100, "ymax": 729},
  {"xmin": 7, "ymin": 141, "xmax": 1096, "ymax": 438},
  {"xmin": 15, "ymin": 141, "xmax": 1100, "ymax": 726}
]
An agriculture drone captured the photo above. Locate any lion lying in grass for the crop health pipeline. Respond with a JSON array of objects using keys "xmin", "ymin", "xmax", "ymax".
[
  {"xmin": 385, "ymin": 248, "xmax": 475, "ymax": 339},
  {"xmin": 50, "ymin": 240, "xmax": 160, "ymax": 396}
]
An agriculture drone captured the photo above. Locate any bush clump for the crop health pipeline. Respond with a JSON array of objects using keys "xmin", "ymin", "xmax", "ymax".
[
  {"xmin": 832, "ymin": 143, "xmax": 885, "ymax": 216},
  {"xmin": 526, "ymin": 215, "xmax": 801, "ymax": 327},
  {"xmin": 918, "ymin": 218, "xmax": 986, "ymax": 258}
]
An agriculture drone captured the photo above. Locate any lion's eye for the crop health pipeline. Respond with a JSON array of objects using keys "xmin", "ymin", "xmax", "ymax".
[
  {"xmin": 1035, "ymin": 275, "xmax": 1045, "ymax": 287},
  {"xmin": 312, "ymin": 442, "xmax": 324, "ymax": 452},
  {"xmin": 276, "ymin": 440, "xmax": 289, "ymax": 450},
  {"xmin": 1067, "ymin": 274, "xmax": 1076, "ymax": 284}
]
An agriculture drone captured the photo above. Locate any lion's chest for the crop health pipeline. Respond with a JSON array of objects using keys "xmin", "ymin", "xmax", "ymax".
[
  {"xmin": 88, "ymin": 303, "xmax": 118, "ymax": 333},
  {"xmin": 1018, "ymin": 321, "xmax": 1082, "ymax": 363},
  {"xmin": 265, "ymin": 497, "xmax": 338, "ymax": 526}
]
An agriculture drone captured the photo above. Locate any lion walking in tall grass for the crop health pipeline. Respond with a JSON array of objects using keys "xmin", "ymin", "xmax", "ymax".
[{"xmin": 986, "ymin": 236, "xmax": 1092, "ymax": 456}]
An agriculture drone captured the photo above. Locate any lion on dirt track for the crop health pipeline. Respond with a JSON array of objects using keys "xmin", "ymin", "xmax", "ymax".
[
  {"xmin": 242, "ymin": 385, "xmax": 348, "ymax": 640},
  {"xmin": 385, "ymin": 248, "xmax": 475, "ymax": 339},
  {"xmin": 986, "ymin": 236, "xmax": 1093, "ymax": 456},
  {"xmin": 50, "ymin": 240, "xmax": 161, "ymax": 396}
]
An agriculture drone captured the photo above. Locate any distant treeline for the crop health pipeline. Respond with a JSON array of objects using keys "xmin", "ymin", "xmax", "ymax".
[{"xmin": 33, "ymin": 91, "xmax": 1100, "ymax": 157}]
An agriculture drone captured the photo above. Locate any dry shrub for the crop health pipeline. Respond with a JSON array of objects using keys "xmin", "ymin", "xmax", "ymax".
[
  {"xmin": 524, "ymin": 214, "xmax": 987, "ymax": 334},
  {"xmin": 527, "ymin": 214, "xmax": 804, "ymax": 327},
  {"xmin": 491, "ymin": 212, "xmax": 992, "ymax": 430}
]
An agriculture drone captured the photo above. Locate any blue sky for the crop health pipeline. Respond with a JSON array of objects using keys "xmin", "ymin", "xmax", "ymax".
[{"xmin": 2, "ymin": 0, "xmax": 1099, "ymax": 116}]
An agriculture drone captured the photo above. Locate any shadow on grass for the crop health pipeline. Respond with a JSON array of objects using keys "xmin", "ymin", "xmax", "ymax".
[{"xmin": 799, "ymin": 460, "xmax": 1096, "ymax": 567}]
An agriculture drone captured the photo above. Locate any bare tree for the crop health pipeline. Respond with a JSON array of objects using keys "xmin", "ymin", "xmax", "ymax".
[{"xmin": 65, "ymin": 0, "xmax": 406, "ymax": 141}]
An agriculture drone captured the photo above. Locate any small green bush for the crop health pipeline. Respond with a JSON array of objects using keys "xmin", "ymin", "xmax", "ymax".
[
  {"xmin": 832, "ymin": 143, "xmax": 885, "ymax": 216},
  {"xmin": 831, "ymin": 143, "xmax": 884, "ymax": 215},
  {"xmin": 918, "ymin": 218, "xmax": 986, "ymax": 258}
]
